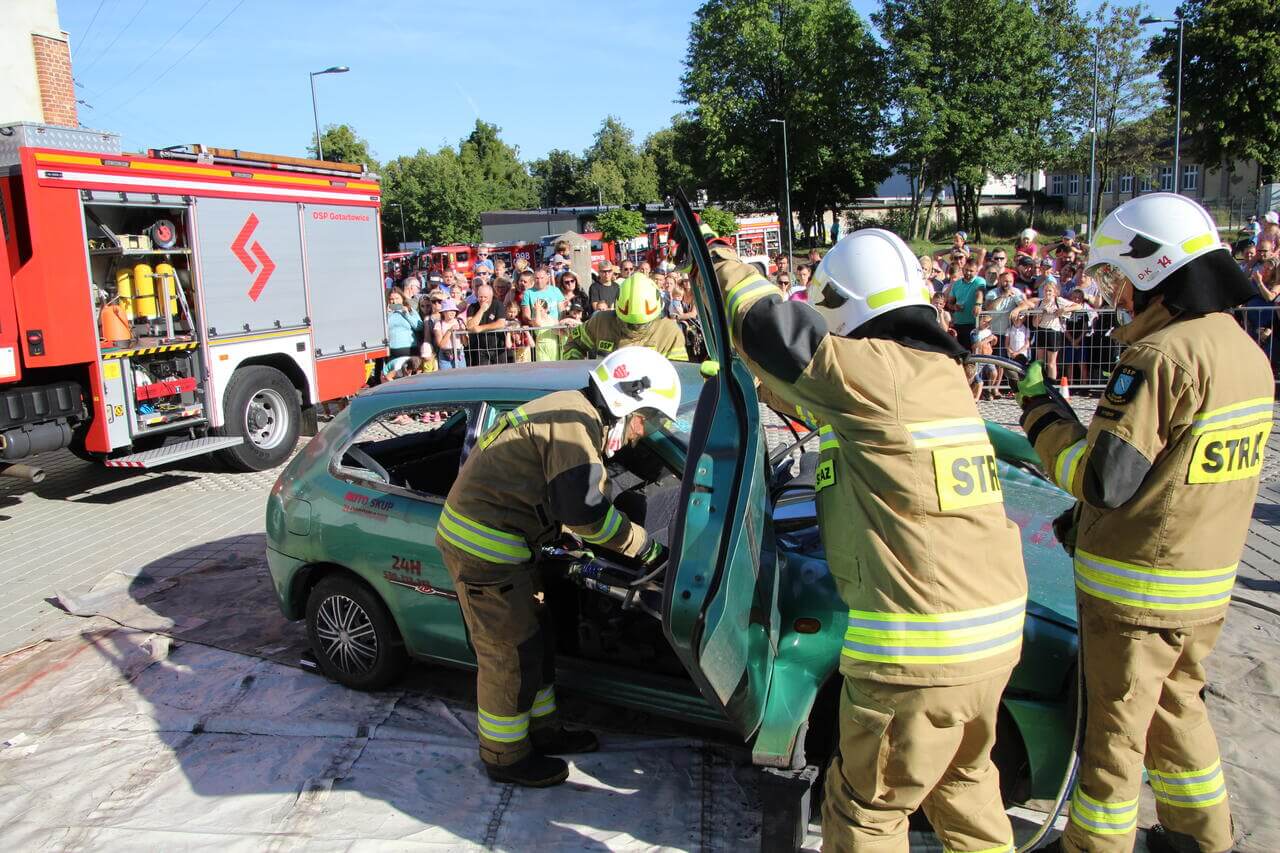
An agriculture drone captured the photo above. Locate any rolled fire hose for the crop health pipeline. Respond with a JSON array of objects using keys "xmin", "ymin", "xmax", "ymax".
[{"xmin": 966, "ymin": 354, "xmax": 1083, "ymax": 852}]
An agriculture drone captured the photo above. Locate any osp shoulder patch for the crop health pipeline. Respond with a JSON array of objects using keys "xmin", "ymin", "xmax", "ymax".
[{"xmin": 1104, "ymin": 365, "xmax": 1144, "ymax": 405}]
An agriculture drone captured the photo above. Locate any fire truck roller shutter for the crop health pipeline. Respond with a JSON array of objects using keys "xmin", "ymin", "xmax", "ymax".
[
  {"xmin": 193, "ymin": 198, "xmax": 308, "ymax": 337},
  {"xmin": 301, "ymin": 205, "xmax": 385, "ymax": 358}
]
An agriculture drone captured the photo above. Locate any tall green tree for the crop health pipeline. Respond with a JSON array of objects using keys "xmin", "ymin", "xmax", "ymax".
[
  {"xmin": 309, "ymin": 124, "xmax": 379, "ymax": 171},
  {"xmin": 530, "ymin": 149, "xmax": 588, "ymax": 206},
  {"xmin": 379, "ymin": 121, "xmax": 537, "ymax": 247},
  {"xmin": 874, "ymin": 0, "xmax": 1067, "ymax": 240},
  {"xmin": 460, "ymin": 120, "xmax": 539, "ymax": 212},
  {"xmin": 644, "ymin": 115, "xmax": 706, "ymax": 201},
  {"xmin": 579, "ymin": 117, "xmax": 660, "ymax": 205},
  {"xmin": 1058, "ymin": 3, "xmax": 1162, "ymax": 220},
  {"xmin": 682, "ymin": 0, "xmax": 889, "ymax": 239},
  {"xmin": 1149, "ymin": 0, "xmax": 1280, "ymax": 175}
]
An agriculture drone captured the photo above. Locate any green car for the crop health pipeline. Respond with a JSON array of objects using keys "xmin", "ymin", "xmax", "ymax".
[{"xmin": 265, "ymin": 208, "xmax": 1079, "ymax": 846}]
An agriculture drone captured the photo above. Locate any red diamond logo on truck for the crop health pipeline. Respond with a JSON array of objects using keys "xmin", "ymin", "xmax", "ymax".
[{"xmin": 231, "ymin": 213, "xmax": 276, "ymax": 301}]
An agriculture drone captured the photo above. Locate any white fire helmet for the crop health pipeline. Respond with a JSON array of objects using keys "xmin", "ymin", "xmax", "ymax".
[
  {"xmin": 809, "ymin": 229, "xmax": 933, "ymax": 336},
  {"xmin": 1086, "ymin": 193, "xmax": 1223, "ymax": 311},
  {"xmin": 588, "ymin": 346, "xmax": 681, "ymax": 422}
]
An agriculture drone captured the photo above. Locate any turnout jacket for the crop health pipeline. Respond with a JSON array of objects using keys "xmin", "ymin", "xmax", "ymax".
[
  {"xmin": 562, "ymin": 311, "xmax": 688, "ymax": 361},
  {"xmin": 437, "ymin": 390, "xmax": 648, "ymax": 564},
  {"xmin": 1023, "ymin": 302, "xmax": 1273, "ymax": 628},
  {"xmin": 713, "ymin": 245, "xmax": 1027, "ymax": 686}
]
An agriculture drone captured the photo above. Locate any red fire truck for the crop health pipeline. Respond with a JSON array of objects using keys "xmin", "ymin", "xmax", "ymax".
[{"xmin": 0, "ymin": 124, "xmax": 388, "ymax": 477}]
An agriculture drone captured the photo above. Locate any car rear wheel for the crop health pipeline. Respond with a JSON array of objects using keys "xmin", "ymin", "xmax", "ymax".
[{"xmin": 306, "ymin": 574, "xmax": 407, "ymax": 690}]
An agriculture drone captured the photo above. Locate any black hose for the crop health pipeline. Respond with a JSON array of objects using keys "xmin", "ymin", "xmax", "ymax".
[{"xmin": 1231, "ymin": 593, "xmax": 1280, "ymax": 618}]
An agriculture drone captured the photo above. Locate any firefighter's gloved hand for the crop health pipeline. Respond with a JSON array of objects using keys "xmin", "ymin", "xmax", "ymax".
[
  {"xmin": 1016, "ymin": 360, "xmax": 1048, "ymax": 407},
  {"xmin": 1052, "ymin": 505, "xmax": 1079, "ymax": 557},
  {"xmin": 638, "ymin": 539, "xmax": 669, "ymax": 571}
]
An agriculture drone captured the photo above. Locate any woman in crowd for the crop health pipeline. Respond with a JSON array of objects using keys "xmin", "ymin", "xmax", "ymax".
[
  {"xmin": 1011, "ymin": 277, "xmax": 1080, "ymax": 382},
  {"xmin": 1014, "ymin": 227, "xmax": 1039, "ymax": 259},
  {"xmin": 558, "ymin": 272, "xmax": 589, "ymax": 316},
  {"xmin": 433, "ymin": 299, "xmax": 467, "ymax": 370},
  {"xmin": 919, "ymin": 254, "xmax": 945, "ymax": 294},
  {"xmin": 385, "ymin": 289, "xmax": 422, "ymax": 378}
]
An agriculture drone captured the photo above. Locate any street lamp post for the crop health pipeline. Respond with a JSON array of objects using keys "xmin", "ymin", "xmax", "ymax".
[
  {"xmin": 309, "ymin": 65, "xmax": 349, "ymax": 161},
  {"xmin": 388, "ymin": 202, "xmax": 406, "ymax": 248},
  {"xmin": 768, "ymin": 118, "xmax": 793, "ymax": 269},
  {"xmin": 1139, "ymin": 15, "xmax": 1184, "ymax": 194},
  {"xmin": 1087, "ymin": 35, "xmax": 1100, "ymax": 239}
]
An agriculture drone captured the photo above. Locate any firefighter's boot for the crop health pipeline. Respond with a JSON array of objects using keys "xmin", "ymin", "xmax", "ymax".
[
  {"xmin": 532, "ymin": 726, "xmax": 599, "ymax": 755},
  {"xmin": 1146, "ymin": 823, "xmax": 1236, "ymax": 853},
  {"xmin": 484, "ymin": 753, "xmax": 569, "ymax": 788}
]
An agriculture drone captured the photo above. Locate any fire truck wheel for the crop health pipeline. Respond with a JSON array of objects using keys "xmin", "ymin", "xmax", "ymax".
[{"xmin": 217, "ymin": 366, "xmax": 301, "ymax": 472}]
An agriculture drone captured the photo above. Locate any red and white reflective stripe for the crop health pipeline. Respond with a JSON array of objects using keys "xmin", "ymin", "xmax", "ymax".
[
  {"xmin": 103, "ymin": 459, "xmax": 146, "ymax": 468},
  {"xmin": 37, "ymin": 169, "xmax": 376, "ymax": 204}
]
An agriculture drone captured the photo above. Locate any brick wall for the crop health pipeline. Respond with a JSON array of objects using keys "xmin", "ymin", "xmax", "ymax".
[{"xmin": 31, "ymin": 33, "xmax": 77, "ymax": 127}]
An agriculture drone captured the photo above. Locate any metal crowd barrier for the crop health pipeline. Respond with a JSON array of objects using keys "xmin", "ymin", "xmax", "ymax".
[
  {"xmin": 962, "ymin": 305, "xmax": 1280, "ymax": 391},
  {"xmin": 400, "ymin": 306, "xmax": 1280, "ymax": 390}
]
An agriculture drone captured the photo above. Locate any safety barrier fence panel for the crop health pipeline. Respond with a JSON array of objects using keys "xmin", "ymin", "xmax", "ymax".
[
  {"xmin": 968, "ymin": 305, "xmax": 1280, "ymax": 391},
  {"xmin": 391, "ymin": 307, "xmax": 1280, "ymax": 391}
]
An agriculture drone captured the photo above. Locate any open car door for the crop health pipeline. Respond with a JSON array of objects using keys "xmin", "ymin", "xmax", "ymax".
[{"xmin": 663, "ymin": 194, "xmax": 779, "ymax": 738}]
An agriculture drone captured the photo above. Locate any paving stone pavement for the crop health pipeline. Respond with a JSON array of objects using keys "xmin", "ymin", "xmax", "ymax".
[
  {"xmin": 0, "ymin": 444, "xmax": 304, "ymax": 653},
  {"xmin": 2, "ymin": 397, "xmax": 1277, "ymax": 656}
]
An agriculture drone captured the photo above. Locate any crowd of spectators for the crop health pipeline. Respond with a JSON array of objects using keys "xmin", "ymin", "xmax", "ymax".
[
  {"xmin": 382, "ymin": 210, "xmax": 1280, "ymax": 395},
  {"xmin": 380, "ymin": 241, "xmax": 701, "ymax": 379}
]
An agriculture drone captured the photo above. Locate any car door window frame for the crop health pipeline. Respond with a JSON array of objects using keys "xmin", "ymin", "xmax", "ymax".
[{"xmin": 330, "ymin": 401, "xmax": 487, "ymax": 504}]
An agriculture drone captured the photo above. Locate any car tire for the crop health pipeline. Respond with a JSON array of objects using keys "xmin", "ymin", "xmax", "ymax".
[
  {"xmin": 216, "ymin": 365, "xmax": 300, "ymax": 472},
  {"xmin": 306, "ymin": 574, "xmax": 408, "ymax": 690}
]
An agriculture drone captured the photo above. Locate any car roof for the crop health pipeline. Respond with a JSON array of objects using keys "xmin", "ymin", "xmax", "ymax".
[{"xmin": 360, "ymin": 359, "xmax": 706, "ymax": 407}]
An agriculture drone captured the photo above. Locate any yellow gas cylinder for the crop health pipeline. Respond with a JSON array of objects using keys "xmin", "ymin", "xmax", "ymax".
[
  {"xmin": 132, "ymin": 263, "xmax": 156, "ymax": 318},
  {"xmin": 154, "ymin": 262, "xmax": 180, "ymax": 316},
  {"xmin": 100, "ymin": 302, "xmax": 132, "ymax": 344},
  {"xmin": 114, "ymin": 268, "xmax": 135, "ymax": 320}
]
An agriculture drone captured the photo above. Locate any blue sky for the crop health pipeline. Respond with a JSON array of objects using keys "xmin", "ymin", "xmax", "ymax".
[{"xmin": 60, "ymin": 0, "xmax": 1181, "ymax": 164}]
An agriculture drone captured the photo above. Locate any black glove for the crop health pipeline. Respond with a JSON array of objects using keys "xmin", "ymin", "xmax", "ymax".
[{"xmin": 1052, "ymin": 505, "xmax": 1079, "ymax": 557}]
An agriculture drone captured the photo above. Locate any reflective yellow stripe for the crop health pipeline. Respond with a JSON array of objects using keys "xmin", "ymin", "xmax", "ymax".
[
  {"xmin": 907, "ymin": 417, "xmax": 988, "ymax": 448},
  {"xmin": 944, "ymin": 844, "xmax": 1012, "ymax": 853},
  {"xmin": 438, "ymin": 504, "xmax": 531, "ymax": 564},
  {"xmin": 1054, "ymin": 439, "xmax": 1088, "ymax": 493},
  {"xmin": 866, "ymin": 284, "xmax": 908, "ymax": 309},
  {"xmin": 841, "ymin": 596, "xmax": 1025, "ymax": 665},
  {"xmin": 1180, "ymin": 233, "xmax": 1216, "ymax": 254},
  {"xmin": 1148, "ymin": 761, "xmax": 1228, "ymax": 808},
  {"xmin": 1093, "ymin": 234, "xmax": 1123, "ymax": 247},
  {"xmin": 1070, "ymin": 788, "xmax": 1139, "ymax": 835},
  {"xmin": 581, "ymin": 505, "xmax": 624, "ymax": 545},
  {"xmin": 477, "ymin": 708, "xmax": 530, "ymax": 743},
  {"xmin": 724, "ymin": 274, "xmax": 776, "ymax": 318},
  {"xmin": 1074, "ymin": 549, "xmax": 1235, "ymax": 611},
  {"xmin": 794, "ymin": 405, "xmax": 819, "ymax": 429},
  {"xmin": 1190, "ymin": 397, "xmax": 1273, "ymax": 434},
  {"xmin": 531, "ymin": 685, "xmax": 557, "ymax": 718},
  {"xmin": 818, "ymin": 424, "xmax": 838, "ymax": 452}
]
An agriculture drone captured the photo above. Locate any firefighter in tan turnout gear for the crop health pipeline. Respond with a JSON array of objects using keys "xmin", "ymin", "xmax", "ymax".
[
  {"xmin": 436, "ymin": 347, "xmax": 679, "ymax": 787},
  {"xmin": 688, "ymin": 225, "xmax": 1028, "ymax": 852},
  {"xmin": 563, "ymin": 273, "xmax": 688, "ymax": 361},
  {"xmin": 1020, "ymin": 193, "xmax": 1267, "ymax": 853}
]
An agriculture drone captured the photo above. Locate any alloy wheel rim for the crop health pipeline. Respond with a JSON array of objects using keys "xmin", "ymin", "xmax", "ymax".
[{"xmin": 315, "ymin": 593, "xmax": 379, "ymax": 675}]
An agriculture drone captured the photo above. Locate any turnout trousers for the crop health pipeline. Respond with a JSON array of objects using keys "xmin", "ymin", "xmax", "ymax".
[
  {"xmin": 439, "ymin": 541, "xmax": 560, "ymax": 766},
  {"xmin": 1063, "ymin": 607, "xmax": 1233, "ymax": 853},
  {"xmin": 820, "ymin": 672, "xmax": 1015, "ymax": 853}
]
